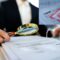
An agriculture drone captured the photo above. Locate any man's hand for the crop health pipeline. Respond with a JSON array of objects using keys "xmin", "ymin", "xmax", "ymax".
[
  {"xmin": 52, "ymin": 26, "xmax": 60, "ymax": 37},
  {"xmin": 0, "ymin": 29, "xmax": 10, "ymax": 43}
]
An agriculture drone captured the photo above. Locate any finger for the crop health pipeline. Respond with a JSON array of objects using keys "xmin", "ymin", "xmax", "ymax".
[
  {"xmin": 0, "ymin": 37, "xmax": 3, "ymax": 43},
  {"xmin": 0, "ymin": 30, "xmax": 10, "ymax": 41},
  {"xmin": 52, "ymin": 28, "xmax": 60, "ymax": 37},
  {"xmin": 1, "ymin": 32, "xmax": 10, "ymax": 41},
  {"xmin": 8, "ymin": 32, "xmax": 15, "ymax": 36}
]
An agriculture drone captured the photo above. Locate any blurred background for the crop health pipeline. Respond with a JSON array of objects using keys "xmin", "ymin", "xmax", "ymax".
[{"xmin": 39, "ymin": 0, "xmax": 60, "ymax": 25}]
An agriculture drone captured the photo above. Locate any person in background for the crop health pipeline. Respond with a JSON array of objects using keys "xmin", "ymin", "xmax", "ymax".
[{"xmin": 0, "ymin": 0, "xmax": 59, "ymax": 44}]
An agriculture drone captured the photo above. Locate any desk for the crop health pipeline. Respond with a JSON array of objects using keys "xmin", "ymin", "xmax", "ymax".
[{"xmin": 0, "ymin": 36, "xmax": 60, "ymax": 60}]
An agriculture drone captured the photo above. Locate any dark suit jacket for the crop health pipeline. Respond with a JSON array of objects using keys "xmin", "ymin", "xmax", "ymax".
[{"xmin": 0, "ymin": 0, "xmax": 52, "ymax": 37}]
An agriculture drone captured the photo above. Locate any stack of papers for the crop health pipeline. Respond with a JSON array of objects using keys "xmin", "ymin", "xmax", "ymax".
[{"xmin": 1, "ymin": 36, "xmax": 60, "ymax": 60}]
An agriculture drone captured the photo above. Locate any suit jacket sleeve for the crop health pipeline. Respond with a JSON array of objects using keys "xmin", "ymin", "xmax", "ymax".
[
  {"xmin": 38, "ymin": 25, "xmax": 52, "ymax": 37},
  {"xmin": 0, "ymin": 6, "xmax": 5, "ymax": 30}
]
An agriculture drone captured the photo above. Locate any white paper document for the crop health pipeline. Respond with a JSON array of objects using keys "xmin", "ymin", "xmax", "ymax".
[{"xmin": 1, "ymin": 36, "xmax": 60, "ymax": 60}]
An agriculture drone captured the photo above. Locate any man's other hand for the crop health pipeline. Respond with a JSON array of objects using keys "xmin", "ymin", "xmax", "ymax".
[{"xmin": 52, "ymin": 26, "xmax": 60, "ymax": 37}]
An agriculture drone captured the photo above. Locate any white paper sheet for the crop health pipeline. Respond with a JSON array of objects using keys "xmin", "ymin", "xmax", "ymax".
[{"xmin": 1, "ymin": 36, "xmax": 60, "ymax": 60}]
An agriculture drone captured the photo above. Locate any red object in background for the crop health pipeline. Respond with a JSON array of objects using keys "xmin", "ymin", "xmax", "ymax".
[{"xmin": 49, "ymin": 8, "xmax": 60, "ymax": 22}]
